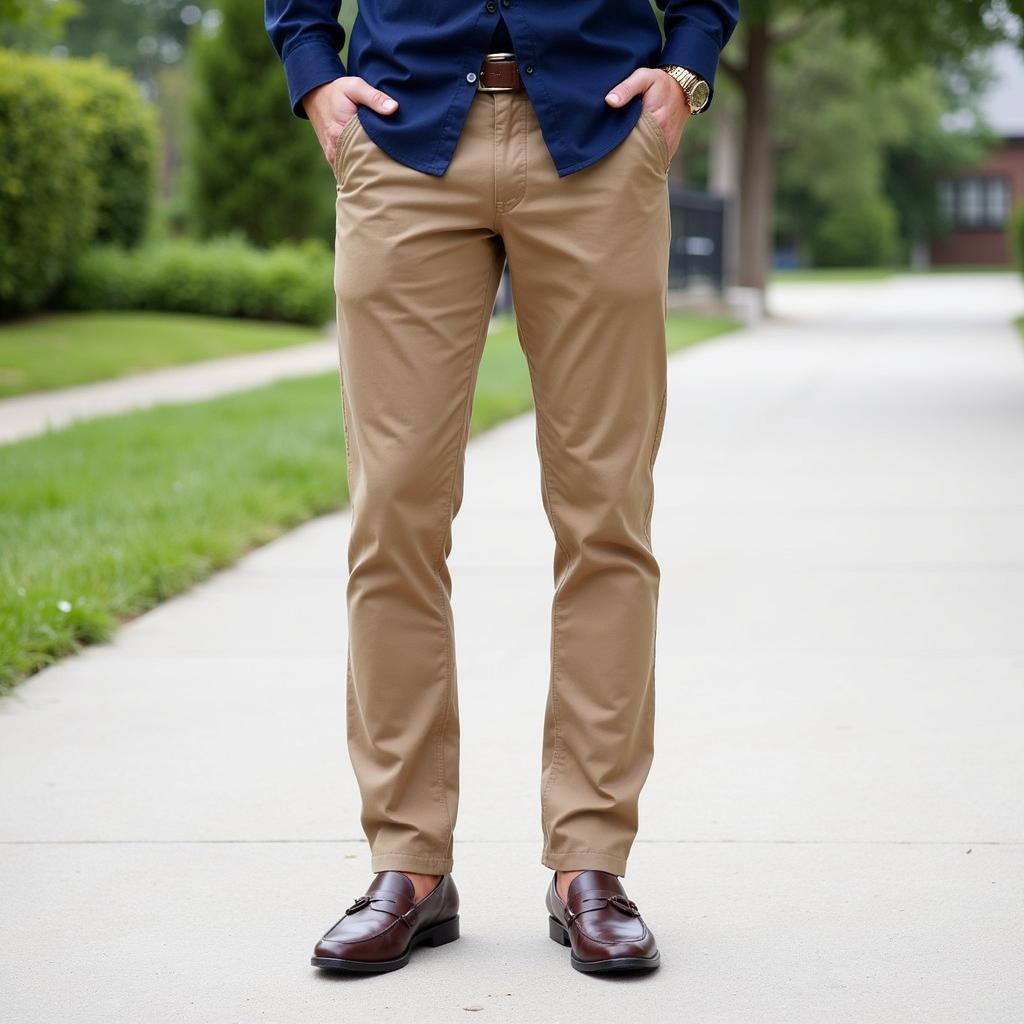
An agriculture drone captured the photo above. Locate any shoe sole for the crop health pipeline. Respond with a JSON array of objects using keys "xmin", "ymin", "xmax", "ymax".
[
  {"xmin": 311, "ymin": 915, "xmax": 460, "ymax": 974},
  {"xmin": 548, "ymin": 915, "xmax": 661, "ymax": 973}
]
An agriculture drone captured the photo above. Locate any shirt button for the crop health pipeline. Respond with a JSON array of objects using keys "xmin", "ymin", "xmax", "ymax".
[
  {"xmin": 524, "ymin": 64, "xmax": 534, "ymax": 74},
  {"xmin": 486, "ymin": 1, "xmax": 496, "ymax": 10},
  {"xmin": 466, "ymin": 72, "xmax": 477, "ymax": 83},
  {"xmin": 501, "ymin": 0, "xmax": 511, "ymax": 6}
]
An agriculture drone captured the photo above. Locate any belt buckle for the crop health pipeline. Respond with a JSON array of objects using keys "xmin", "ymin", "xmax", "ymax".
[{"xmin": 477, "ymin": 51, "xmax": 517, "ymax": 92}]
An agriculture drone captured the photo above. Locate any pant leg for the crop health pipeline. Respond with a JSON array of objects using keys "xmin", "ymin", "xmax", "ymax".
[
  {"xmin": 334, "ymin": 95, "xmax": 505, "ymax": 874},
  {"xmin": 496, "ymin": 93, "xmax": 672, "ymax": 877}
]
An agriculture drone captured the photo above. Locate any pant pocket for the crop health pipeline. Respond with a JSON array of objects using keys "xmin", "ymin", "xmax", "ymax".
[
  {"xmin": 333, "ymin": 112, "xmax": 365, "ymax": 180},
  {"xmin": 638, "ymin": 108, "xmax": 670, "ymax": 174}
]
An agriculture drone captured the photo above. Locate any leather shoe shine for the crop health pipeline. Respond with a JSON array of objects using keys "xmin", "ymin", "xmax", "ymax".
[
  {"xmin": 546, "ymin": 870, "xmax": 661, "ymax": 973},
  {"xmin": 311, "ymin": 871, "xmax": 460, "ymax": 973}
]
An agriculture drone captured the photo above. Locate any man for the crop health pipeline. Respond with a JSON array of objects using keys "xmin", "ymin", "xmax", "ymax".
[{"xmin": 265, "ymin": 0, "xmax": 738, "ymax": 976}]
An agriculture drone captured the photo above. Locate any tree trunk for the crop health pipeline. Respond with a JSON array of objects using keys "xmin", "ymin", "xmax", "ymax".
[
  {"xmin": 736, "ymin": 23, "xmax": 774, "ymax": 295},
  {"xmin": 708, "ymin": 101, "xmax": 741, "ymax": 286}
]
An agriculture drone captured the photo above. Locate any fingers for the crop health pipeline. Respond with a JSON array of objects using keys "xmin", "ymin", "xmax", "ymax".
[
  {"xmin": 343, "ymin": 76, "xmax": 398, "ymax": 115},
  {"xmin": 605, "ymin": 67, "xmax": 658, "ymax": 107}
]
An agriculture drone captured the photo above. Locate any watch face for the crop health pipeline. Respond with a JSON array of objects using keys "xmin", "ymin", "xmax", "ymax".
[{"xmin": 691, "ymin": 80, "xmax": 710, "ymax": 112}]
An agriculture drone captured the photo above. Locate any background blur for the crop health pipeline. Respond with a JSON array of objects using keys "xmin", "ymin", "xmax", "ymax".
[
  {"xmin": 2, "ymin": 5, "xmax": 1023, "ymax": 685},
  {"xmin": 1, "ymin": 3, "xmax": 1024, "ymax": 1022}
]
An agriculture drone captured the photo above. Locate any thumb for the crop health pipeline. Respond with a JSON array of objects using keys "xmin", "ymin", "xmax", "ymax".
[
  {"xmin": 605, "ymin": 68, "xmax": 650, "ymax": 107},
  {"xmin": 349, "ymin": 77, "xmax": 399, "ymax": 115}
]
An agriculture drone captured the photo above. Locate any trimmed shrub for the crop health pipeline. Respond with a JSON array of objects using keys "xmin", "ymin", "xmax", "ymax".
[
  {"xmin": 0, "ymin": 50, "xmax": 156, "ymax": 314},
  {"xmin": 0, "ymin": 50, "xmax": 97, "ymax": 314},
  {"xmin": 59, "ymin": 236, "xmax": 334, "ymax": 325},
  {"xmin": 61, "ymin": 57, "xmax": 157, "ymax": 248}
]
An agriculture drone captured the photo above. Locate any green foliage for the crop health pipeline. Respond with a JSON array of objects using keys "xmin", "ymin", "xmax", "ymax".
[
  {"xmin": 187, "ymin": 0, "xmax": 335, "ymax": 247},
  {"xmin": 60, "ymin": 0, "xmax": 192, "ymax": 74},
  {"xmin": 737, "ymin": 0, "xmax": 1024, "ymax": 65},
  {"xmin": 773, "ymin": 24, "xmax": 990, "ymax": 266},
  {"xmin": 0, "ymin": 49, "xmax": 156, "ymax": 313},
  {"xmin": 0, "ymin": 49, "xmax": 97, "ymax": 314},
  {"xmin": 811, "ymin": 198, "xmax": 899, "ymax": 268},
  {"xmin": 59, "ymin": 236, "xmax": 336, "ymax": 325},
  {"xmin": 0, "ymin": 0, "xmax": 77, "ymax": 41},
  {"xmin": 60, "ymin": 57, "xmax": 158, "ymax": 246},
  {"xmin": 882, "ymin": 66, "xmax": 993, "ymax": 251}
]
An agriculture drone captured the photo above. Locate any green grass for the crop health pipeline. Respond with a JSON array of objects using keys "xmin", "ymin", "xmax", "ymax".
[
  {"xmin": 0, "ymin": 312, "xmax": 737, "ymax": 694},
  {"xmin": 0, "ymin": 311, "xmax": 322, "ymax": 398},
  {"xmin": 772, "ymin": 267, "xmax": 897, "ymax": 283},
  {"xmin": 773, "ymin": 264, "xmax": 1015, "ymax": 283}
]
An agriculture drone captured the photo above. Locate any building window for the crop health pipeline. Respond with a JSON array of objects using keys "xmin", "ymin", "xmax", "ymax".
[{"xmin": 938, "ymin": 177, "xmax": 1012, "ymax": 229}]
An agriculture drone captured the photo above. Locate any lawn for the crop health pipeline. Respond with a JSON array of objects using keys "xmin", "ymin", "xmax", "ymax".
[
  {"xmin": 772, "ymin": 267, "xmax": 897, "ymax": 283},
  {"xmin": 0, "ymin": 312, "xmax": 738, "ymax": 693},
  {"xmin": 0, "ymin": 311, "xmax": 323, "ymax": 398},
  {"xmin": 773, "ymin": 265, "xmax": 1015, "ymax": 284}
]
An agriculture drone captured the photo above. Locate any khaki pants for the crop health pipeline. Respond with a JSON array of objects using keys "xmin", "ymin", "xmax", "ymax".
[{"xmin": 333, "ymin": 87, "xmax": 671, "ymax": 877}]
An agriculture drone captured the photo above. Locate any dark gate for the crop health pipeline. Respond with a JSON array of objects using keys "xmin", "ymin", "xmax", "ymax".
[{"xmin": 668, "ymin": 188, "xmax": 726, "ymax": 291}]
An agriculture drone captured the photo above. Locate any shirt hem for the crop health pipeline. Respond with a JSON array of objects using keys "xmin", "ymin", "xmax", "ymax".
[
  {"xmin": 355, "ymin": 111, "xmax": 448, "ymax": 177},
  {"xmin": 552, "ymin": 103, "xmax": 644, "ymax": 177}
]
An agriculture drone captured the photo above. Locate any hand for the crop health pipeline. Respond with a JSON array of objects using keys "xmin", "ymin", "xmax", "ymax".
[
  {"xmin": 604, "ymin": 67, "xmax": 689, "ymax": 160},
  {"xmin": 302, "ymin": 76, "xmax": 399, "ymax": 169}
]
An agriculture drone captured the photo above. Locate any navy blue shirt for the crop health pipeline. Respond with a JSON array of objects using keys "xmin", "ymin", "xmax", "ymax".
[{"xmin": 265, "ymin": 1, "xmax": 739, "ymax": 178}]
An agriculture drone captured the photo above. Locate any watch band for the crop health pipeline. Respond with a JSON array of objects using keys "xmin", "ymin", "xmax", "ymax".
[{"xmin": 658, "ymin": 64, "xmax": 710, "ymax": 114}]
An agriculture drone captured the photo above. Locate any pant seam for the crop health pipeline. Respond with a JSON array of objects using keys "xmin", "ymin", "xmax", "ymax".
[
  {"xmin": 644, "ymin": 383, "xmax": 668, "ymax": 542},
  {"xmin": 430, "ymin": 253, "xmax": 504, "ymax": 856},
  {"xmin": 511, "ymin": 307, "xmax": 570, "ymax": 852}
]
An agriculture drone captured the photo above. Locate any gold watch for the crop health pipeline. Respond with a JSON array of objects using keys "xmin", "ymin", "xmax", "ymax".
[{"xmin": 658, "ymin": 64, "xmax": 710, "ymax": 114}]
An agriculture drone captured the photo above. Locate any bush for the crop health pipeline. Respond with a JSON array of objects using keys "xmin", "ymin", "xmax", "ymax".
[
  {"xmin": 809, "ymin": 194, "xmax": 899, "ymax": 268},
  {"xmin": 0, "ymin": 50, "xmax": 97, "ymax": 314},
  {"xmin": 59, "ymin": 236, "xmax": 335, "ymax": 325},
  {"xmin": 0, "ymin": 50, "xmax": 156, "ymax": 314},
  {"xmin": 61, "ymin": 57, "xmax": 157, "ymax": 248}
]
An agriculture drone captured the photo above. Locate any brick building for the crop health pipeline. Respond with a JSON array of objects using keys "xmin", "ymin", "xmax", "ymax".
[{"xmin": 930, "ymin": 44, "xmax": 1024, "ymax": 267}]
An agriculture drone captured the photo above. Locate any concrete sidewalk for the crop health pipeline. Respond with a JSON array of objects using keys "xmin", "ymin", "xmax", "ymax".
[
  {"xmin": 2, "ymin": 273, "xmax": 1023, "ymax": 1022},
  {"xmin": 0, "ymin": 336, "xmax": 337, "ymax": 445}
]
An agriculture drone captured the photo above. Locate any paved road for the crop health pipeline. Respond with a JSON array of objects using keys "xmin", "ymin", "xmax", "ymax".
[{"xmin": 2, "ymin": 274, "xmax": 1023, "ymax": 1022}]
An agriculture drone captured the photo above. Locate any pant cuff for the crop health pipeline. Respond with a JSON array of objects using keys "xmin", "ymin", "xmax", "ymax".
[
  {"xmin": 541, "ymin": 849, "xmax": 628, "ymax": 876},
  {"xmin": 370, "ymin": 851, "xmax": 454, "ymax": 874}
]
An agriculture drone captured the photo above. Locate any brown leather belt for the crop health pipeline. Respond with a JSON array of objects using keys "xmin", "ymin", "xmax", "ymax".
[{"xmin": 477, "ymin": 52, "xmax": 523, "ymax": 92}]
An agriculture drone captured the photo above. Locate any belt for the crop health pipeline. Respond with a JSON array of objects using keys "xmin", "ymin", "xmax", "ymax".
[{"xmin": 477, "ymin": 52, "xmax": 523, "ymax": 92}]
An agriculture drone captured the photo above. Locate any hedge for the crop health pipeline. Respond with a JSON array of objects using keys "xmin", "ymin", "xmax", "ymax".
[
  {"xmin": 59, "ymin": 236, "xmax": 335, "ymax": 325},
  {"xmin": 0, "ymin": 50, "xmax": 156, "ymax": 315},
  {"xmin": 59, "ymin": 57, "xmax": 157, "ymax": 248}
]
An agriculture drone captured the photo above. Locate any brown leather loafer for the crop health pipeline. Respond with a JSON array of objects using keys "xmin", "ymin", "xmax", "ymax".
[
  {"xmin": 311, "ymin": 871, "xmax": 460, "ymax": 973},
  {"xmin": 545, "ymin": 869, "xmax": 661, "ymax": 973}
]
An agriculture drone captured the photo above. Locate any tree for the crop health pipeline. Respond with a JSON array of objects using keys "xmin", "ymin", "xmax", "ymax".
[
  {"xmin": 772, "ymin": 24, "xmax": 990, "ymax": 267},
  {"xmin": 0, "ymin": 0, "xmax": 77, "ymax": 48},
  {"xmin": 719, "ymin": 0, "xmax": 1024, "ymax": 294},
  {"xmin": 187, "ymin": 0, "xmax": 335, "ymax": 247}
]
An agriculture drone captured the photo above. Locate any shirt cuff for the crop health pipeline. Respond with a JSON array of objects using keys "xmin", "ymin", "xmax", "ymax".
[
  {"xmin": 282, "ymin": 34, "xmax": 347, "ymax": 118},
  {"xmin": 658, "ymin": 25, "xmax": 723, "ymax": 107}
]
